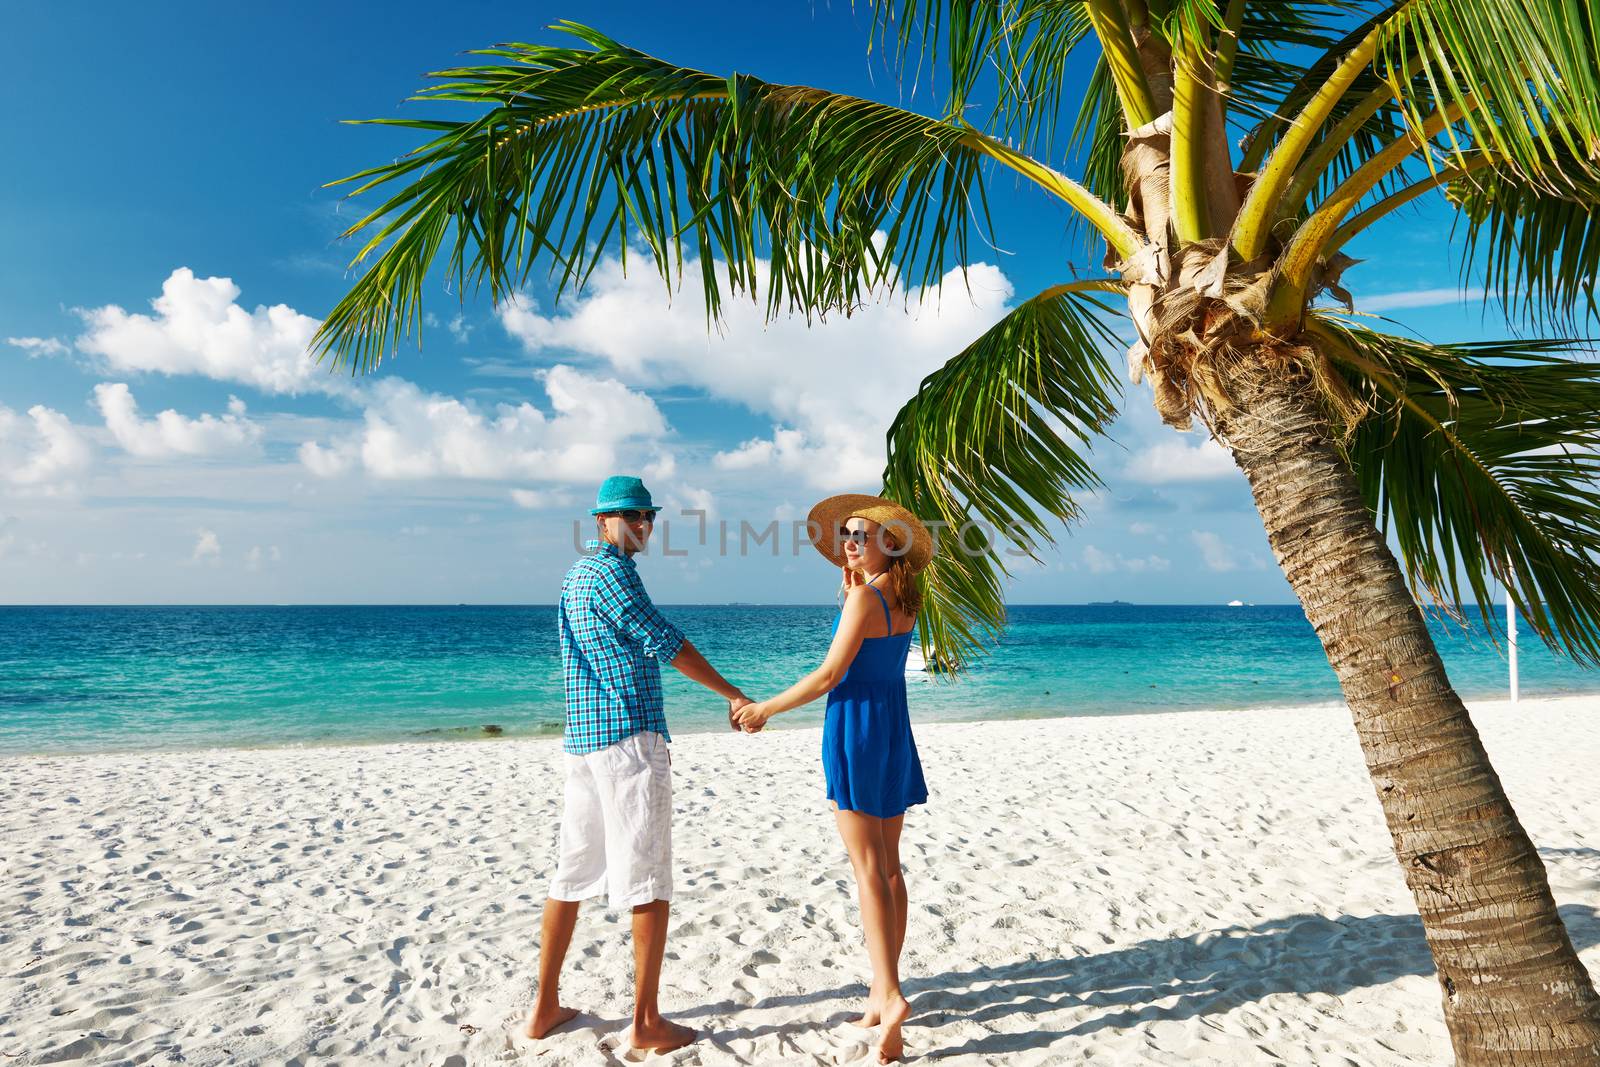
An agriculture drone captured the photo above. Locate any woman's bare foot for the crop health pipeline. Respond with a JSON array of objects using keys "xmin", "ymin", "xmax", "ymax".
[
  {"xmin": 524, "ymin": 1004, "xmax": 579, "ymax": 1039},
  {"xmin": 851, "ymin": 992, "xmax": 885, "ymax": 1029},
  {"xmin": 877, "ymin": 993, "xmax": 910, "ymax": 1063},
  {"xmin": 631, "ymin": 1017, "xmax": 696, "ymax": 1052}
]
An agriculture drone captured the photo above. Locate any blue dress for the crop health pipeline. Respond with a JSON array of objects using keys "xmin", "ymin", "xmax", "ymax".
[{"xmin": 821, "ymin": 580, "xmax": 929, "ymax": 819}]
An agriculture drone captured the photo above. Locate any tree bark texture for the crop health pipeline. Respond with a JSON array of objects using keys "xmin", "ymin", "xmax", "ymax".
[{"xmin": 1215, "ymin": 363, "xmax": 1600, "ymax": 1065}]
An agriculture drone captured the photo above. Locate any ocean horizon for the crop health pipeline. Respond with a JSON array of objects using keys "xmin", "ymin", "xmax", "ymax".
[
  {"xmin": 0, "ymin": 600, "xmax": 1310, "ymax": 607},
  {"xmin": 3, "ymin": 603, "xmax": 1595, "ymax": 759}
]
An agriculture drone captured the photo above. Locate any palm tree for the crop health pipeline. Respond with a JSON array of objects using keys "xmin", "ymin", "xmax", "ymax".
[{"xmin": 313, "ymin": 4, "xmax": 1600, "ymax": 1061}]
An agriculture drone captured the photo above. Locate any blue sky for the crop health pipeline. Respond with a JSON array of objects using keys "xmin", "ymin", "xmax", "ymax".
[{"xmin": 0, "ymin": 2, "xmax": 1520, "ymax": 605}]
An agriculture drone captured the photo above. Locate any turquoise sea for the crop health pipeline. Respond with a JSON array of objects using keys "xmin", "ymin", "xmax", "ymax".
[{"xmin": 0, "ymin": 604, "xmax": 1594, "ymax": 757}]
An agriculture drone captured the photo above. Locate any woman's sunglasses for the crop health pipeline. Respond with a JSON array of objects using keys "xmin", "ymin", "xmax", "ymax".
[
  {"xmin": 607, "ymin": 510, "xmax": 657, "ymax": 524},
  {"xmin": 838, "ymin": 527, "xmax": 873, "ymax": 547}
]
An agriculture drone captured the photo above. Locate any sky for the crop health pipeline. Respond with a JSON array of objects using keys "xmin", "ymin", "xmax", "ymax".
[{"xmin": 0, "ymin": 1, "xmax": 1526, "ymax": 605}]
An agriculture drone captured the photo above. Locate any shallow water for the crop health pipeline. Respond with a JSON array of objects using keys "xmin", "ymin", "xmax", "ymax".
[{"xmin": 0, "ymin": 603, "xmax": 1592, "ymax": 755}]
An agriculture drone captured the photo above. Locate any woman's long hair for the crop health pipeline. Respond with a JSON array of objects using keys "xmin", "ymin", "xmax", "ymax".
[{"xmin": 881, "ymin": 531, "xmax": 923, "ymax": 620}]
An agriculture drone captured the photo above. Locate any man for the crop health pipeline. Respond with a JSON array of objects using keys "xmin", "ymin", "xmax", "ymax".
[{"xmin": 526, "ymin": 475, "xmax": 751, "ymax": 1052}]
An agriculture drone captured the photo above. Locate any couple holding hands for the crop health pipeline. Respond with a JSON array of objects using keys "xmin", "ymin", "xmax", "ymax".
[{"xmin": 525, "ymin": 475, "xmax": 932, "ymax": 1064}]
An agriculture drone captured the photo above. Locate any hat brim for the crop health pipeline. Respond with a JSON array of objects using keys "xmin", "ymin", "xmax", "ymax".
[
  {"xmin": 590, "ymin": 502, "xmax": 658, "ymax": 515},
  {"xmin": 807, "ymin": 494, "xmax": 933, "ymax": 574}
]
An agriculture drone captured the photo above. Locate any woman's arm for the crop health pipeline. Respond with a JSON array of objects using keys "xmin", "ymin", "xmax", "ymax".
[{"xmin": 735, "ymin": 587, "xmax": 876, "ymax": 731}]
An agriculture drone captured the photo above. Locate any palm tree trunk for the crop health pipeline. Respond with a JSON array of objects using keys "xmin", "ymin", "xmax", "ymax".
[{"xmin": 1214, "ymin": 361, "xmax": 1600, "ymax": 1065}]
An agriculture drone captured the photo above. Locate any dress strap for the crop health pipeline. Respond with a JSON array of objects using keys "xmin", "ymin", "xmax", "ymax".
[{"xmin": 864, "ymin": 576, "xmax": 893, "ymax": 632}]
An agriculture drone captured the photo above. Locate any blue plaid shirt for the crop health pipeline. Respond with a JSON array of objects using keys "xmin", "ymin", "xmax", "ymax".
[{"xmin": 558, "ymin": 539, "xmax": 687, "ymax": 755}]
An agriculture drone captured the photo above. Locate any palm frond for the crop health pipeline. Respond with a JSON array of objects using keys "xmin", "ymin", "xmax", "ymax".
[
  {"xmin": 1312, "ymin": 313, "xmax": 1600, "ymax": 665},
  {"xmin": 993, "ymin": 1, "xmax": 1100, "ymax": 156},
  {"xmin": 316, "ymin": 22, "xmax": 1135, "ymax": 373},
  {"xmin": 1452, "ymin": 162, "xmax": 1600, "ymax": 329},
  {"xmin": 866, "ymin": 1, "xmax": 1372, "ymax": 246},
  {"xmin": 865, "ymin": 0, "xmax": 1090, "ymax": 146},
  {"xmin": 882, "ymin": 282, "xmax": 1124, "ymax": 671},
  {"xmin": 1060, "ymin": 12, "xmax": 1356, "ymax": 247},
  {"xmin": 1059, "ymin": 12, "xmax": 1335, "ymax": 247},
  {"xmin": 1241, "ymin": 1, "xmax": 1600, "ymax": 271},
  {"xmin": 1378, "ymin": 0, "xmax": 1600, "ymax": 187},
  {"xmin": 1066, "ymin": 56, "xmax": 1125, "ymax": 228},
  {"xmin": 1236, "ymin": 1, "xmax": 1405, "ymax": 172},
  {"xmin": 868, "ymin": 0, "xmax": 1101, "ymax": 155}
]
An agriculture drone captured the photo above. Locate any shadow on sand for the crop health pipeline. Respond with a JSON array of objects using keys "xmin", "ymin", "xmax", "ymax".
[{"xmin": 686, "ymin": 904, "xmax": 1600, "ymax": 1058}]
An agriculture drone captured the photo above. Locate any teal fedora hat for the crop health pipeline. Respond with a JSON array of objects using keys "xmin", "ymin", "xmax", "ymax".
[{"xmin": 590, "ymin": 475, "xmax": 657, "ymax": 515}]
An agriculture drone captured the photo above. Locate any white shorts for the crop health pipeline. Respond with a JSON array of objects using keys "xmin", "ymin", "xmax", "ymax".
[{"xmin": 548, "ymin": 730, "xmax": 673, "ymax": 909}]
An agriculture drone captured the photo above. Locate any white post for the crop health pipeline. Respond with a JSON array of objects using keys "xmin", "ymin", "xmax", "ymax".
[{"xmin": 1507, "ymin": 595, "xmax": 1519, "ymax": 706}]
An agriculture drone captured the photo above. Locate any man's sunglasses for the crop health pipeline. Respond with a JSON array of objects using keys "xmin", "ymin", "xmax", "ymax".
[{"xmin": 606, "ymin": 509, "xmax": 658, "ymax": 524}]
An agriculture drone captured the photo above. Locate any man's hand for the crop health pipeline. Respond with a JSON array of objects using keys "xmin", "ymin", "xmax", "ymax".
[
  {"xmin": 733, "ymin": 700, "xmax": 773, "ymax": 734},
  {"xmin": 728, "ymin": 692, "xmax": 754, "ymax": 732}
]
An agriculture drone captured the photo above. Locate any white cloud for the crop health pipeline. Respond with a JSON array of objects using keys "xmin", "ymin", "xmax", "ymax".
[
  {"xmin": 1191, "ymin": 530, "xmax": 1238, "ymax": 572},
  {"xmin": 192, "ymin": 528, "xmax": 221, "ymax": 562},
  {"xmin": 93, "ymin": 383, "xmax": 262, "ymax": 458},
  {"xmin": 244, "ymin": 544, "xmax": 280, "ymax": 571},
  {"xmin": 1124, "ymin": 437, "xmax": 1237, "ymax": 484},
  {"xmin": 297, "ymin": 438, "xmax": 357, "ymax": 478},
  {"xmin": 1355, "ymin": 286, "xmax": 1487, "ymax": 313},
  {"xmin": 1082, "ymin": 544, "xmax": 1171, "ymax": 574},
  {"xmin": 0, "ymin": 403, "xmax": 93, "ymax": 494},
  {"xmin": 299, "ymin": 364, "xmax": 668, "ymax": 483},
  {"xmin": 7, "ymin": 336, "xmax": 69, "ymax": 358},
  {"xmin": 663, "ymin": 483, "xmax": 715, "ymax": 518},
  {"xmin": 714, "ymin": 427, "xmax": 813, "ymax": 474},
  {"xmin": 641, "ymin": 453, "xmax": 677, "ymax": 483},
  {"xmin": 0, "ymin": 513, "xmax": 15, "ymax": 557},
  {"xmin": 76, "ymin": 268, "xmax": 344, "ymax": 396},
  {"xmin": 1128, "ymin": 521, "xmax": 1157, "ymax": 536},
  {"xmin": 510, "ymin": 488, "xmax": 573, "ymax": 509},
  {"xmin": 498, "ymin": 253, "xmax": 1015, "ymax": 489}
]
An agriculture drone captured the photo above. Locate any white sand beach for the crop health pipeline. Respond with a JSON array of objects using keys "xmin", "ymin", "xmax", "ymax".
[{"xmin": 4, "ymin": 695, "xmax": 1599, "ymax": 1066}]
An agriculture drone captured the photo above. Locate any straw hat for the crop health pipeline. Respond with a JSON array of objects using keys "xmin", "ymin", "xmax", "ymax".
[{"xmin": 807, "ymin": 493, "xmax": 934, "ymax": 574}]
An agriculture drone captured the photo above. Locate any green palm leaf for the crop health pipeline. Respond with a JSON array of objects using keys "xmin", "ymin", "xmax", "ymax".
[
  {"xmin": 1312, "ymin": 313, "xmax": 1600, "ymax": 664},
  {"xmin": 1237, "ymin": 3, "xmax": 1405, "ymax": 168},
  {"xmin": 881, "ymin": 282, "xmax": 1124, "ymax": 670},
  {"xmin": 1064, "ymin": 5, "xmax": 1376, "ymax": 236},
  {"xmin": 869, "ymin": 0, "xmax": 1361, "ymax": 166},
  {"xmin": 315, "ymin": 22, "xmax": 1002, "ymax": 374},
  {"xmin": 1067, "ymin": 56, "xmax": 1125, "ymax": 225},
  {"xmin": 1240, "ymin": 0, "xmax": 1600, "ymax": 279},
  {"xmin": 314, "ymin": 20, "xmax": 1135, "ymax": 374},
  {"xmin": 864, "ymin": 0, "xmax": 1100, "ymax": 151},
  {"xmin": 1452, "ymin": 162, "xmax": 1600, "ymax": 329},
  {"xmin": 866, "ymin": 0, "xmax": 1097, "ymax": 157},
  {"xmin": 1377, "ymin": 0, "xmax": 1600, "ymax": 185}
]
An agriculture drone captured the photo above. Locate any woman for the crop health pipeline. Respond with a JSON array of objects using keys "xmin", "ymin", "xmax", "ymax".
[{"xmin": 733, "ymin": 493, "xmax": 931, "ymax": 1064}]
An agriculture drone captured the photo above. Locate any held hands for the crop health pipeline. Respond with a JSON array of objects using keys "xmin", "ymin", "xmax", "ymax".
[
  {"xmin": 728, "ymin": 692, "xmax": 754, "ymax": 732},
  {"xmin": 732, "ymin": 700, "xmax": 773, "ymax": 734}
]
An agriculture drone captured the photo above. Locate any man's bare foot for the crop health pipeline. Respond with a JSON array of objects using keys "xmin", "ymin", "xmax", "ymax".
[
  {"xmin": 877, "ymin": 993, "xmax": 911, "ymax": 1063},
  {"xmin": 631, "ymin": 1017, "xmax": 696, "ymax": 1052},
  {"xmin": 524, "ymin": 1004, "xmax": 579, "ymax": 1039}
]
